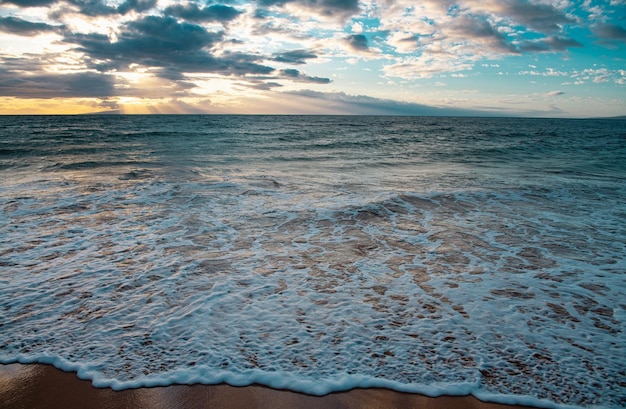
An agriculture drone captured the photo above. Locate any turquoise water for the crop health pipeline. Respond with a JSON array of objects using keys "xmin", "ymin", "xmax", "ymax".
[{"xmin": 1, "ymin": 116, "xmax": 625, "ymax": 408}]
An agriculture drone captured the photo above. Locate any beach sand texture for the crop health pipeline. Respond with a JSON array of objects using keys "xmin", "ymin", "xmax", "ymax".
[{"xmin": 0, "ymin": 364, "xmax": 537, "ymax": 409}]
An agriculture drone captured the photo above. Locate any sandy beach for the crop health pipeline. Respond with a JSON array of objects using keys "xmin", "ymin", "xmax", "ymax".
[{"xmin": 0, "ymin": 363, "xmax": 539, "ymax": 409}]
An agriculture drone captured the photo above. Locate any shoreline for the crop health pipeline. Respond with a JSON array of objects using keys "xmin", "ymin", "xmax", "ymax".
[{"xmin": 0, "ymin": 363, "xmax": 539, "ymax": 409}]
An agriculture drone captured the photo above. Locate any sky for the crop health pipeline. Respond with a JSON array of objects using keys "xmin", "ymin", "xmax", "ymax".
[{"xmin": 0, "ymin": 0, "xmax": 625, "ymax": 116}]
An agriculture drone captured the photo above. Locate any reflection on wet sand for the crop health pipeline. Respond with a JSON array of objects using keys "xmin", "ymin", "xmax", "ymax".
[{"xmin": 0, "ymin": 364, "xmax": 536, "ymax": 409}]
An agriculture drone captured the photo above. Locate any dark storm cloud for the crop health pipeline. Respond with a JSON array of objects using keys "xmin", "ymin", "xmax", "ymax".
[
  {"xmin": 65, "ymin": 16, "xmax": 274, "ymax": 78},
  {"xmin": 503, "ymin": 0, "xmax": 576, "ymax": 33},
  {"xmin": 278, "ymin": 69, "xmax": 331, "ymax": 83},
  {"xmin": 346, "ymin": 34, "xmax": 368, "ymax": 51},
  {"xmin": 519, "ymin": 36, "xmax": 583, "ymax": 52},
  {"xmin": 272, "ymin": 49, "xmax": 317, "ymax": 64},
  {"xmin": 0, "ymin": 16, "xmax": 64, "ymax": 35},
  {"xmin": 164, "ymin": 4, "xmax": 242, "ymax": 23},
  {"xmin": 593, "ymin": 23, "xmax": 626, "ymax": 43}
]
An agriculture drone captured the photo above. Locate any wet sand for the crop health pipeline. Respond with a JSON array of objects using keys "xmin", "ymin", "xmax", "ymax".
[{"xmin": 0, "ymin": 363, "xmax": 538, "ymax": 409}]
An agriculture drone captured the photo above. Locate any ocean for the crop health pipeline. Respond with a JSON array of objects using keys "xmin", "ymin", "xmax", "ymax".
[{"xmin": 0, "ymin": 115, "xmax": 624, "ymax": 408}]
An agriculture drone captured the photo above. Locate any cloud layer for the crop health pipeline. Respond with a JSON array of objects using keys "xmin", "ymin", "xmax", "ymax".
[{"xmin": 0, "ymin": 0, "xmax": 624, "ymax": 115}]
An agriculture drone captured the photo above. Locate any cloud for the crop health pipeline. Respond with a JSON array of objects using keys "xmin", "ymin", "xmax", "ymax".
[
  {"xmin": 256, "ymin": 0, "xmax": 360, "ymax": 20},
  {"xmin": 284, "ymin": 89, "xmax": 484, "ymax": 115},
  {"xmin": 278, "ymin": 68, "xmax": 331, "ymax": 83},
  {"xmin": 372, "ymin": 0, "xmax": 586, "ymax": 80},
  {"xmin": 0, "ymin": 0, "xmax": 623, "ymax": 116},
  {"xmin": 593, "ymin": 23, "xmax": 626, "ymax": 43},
  {"xmin": 115, "ymin": 0, "xmax": 157, "ymax": 15},
  {"xmin": 387, "ymin": 32, "xmax": 422, "ymax": 54},
  {"xmin": 569, "ymin": 68, "xmax": 624, "ymax": 85},
  {"xmin": 0, "ymin": 16, "xmax": 64, "ymax": 35},
  {"xmin": 519, "ymin": 36, "xmax": 583, "ymax": 52},
  {"xmin": 451, "ymin": 15, "xmax": 518, "ymax": 54},
  {"xmin": 1, "ymin": 0, "xmax": 56, "ymax": 6},
  {"xmin": 245, "ymin": 80, "xmax": 284, "ymax": 90},
  {"xmin": 520, "ymin": 67, "xmax": 626, "ymax": 86},
  {"xmin": 345, "ymin": 34, "xmax": 368, "ymax": 51},
  {"xmin": 97, "ymin": 98, "xmax": 120, "ymax": 111},
  {"xmin": 0, "ymin": 5, "xmax": 337, "ymax": 101},
  {"xmin": 383, "ymin": 56, "xmax": 474, "ymax": 80},
  {"xmin": 67, "ymin": 19, "xmax": 211, "ymax": 62},
  {"xmin": 547, "ymin": 90, "xmax": 564, "ymax": 96},
  {"xmin": 124, "ymin": 15, "xmax": 218, "ymax": 51},
  {"xmin": 0, "ymin": 68, "xmax": 115, "ymax": 98},
  {"xmin": 163, "ymin": 4, "xmax": 243, "ymax": 23},
  {"xmin": 272, "ymin": 49, "xmax": 318, "ymax": 64},
  {"xmin": 497, "ymin": 0, "xmax": 576, "ymax": 33},
  {"xmin": 44, "ymin": 0, "xmax": 157, "ymax": 17},
  {"xmin": 65, "ymin": 15, "xmax": 274, "ymax": 77}
]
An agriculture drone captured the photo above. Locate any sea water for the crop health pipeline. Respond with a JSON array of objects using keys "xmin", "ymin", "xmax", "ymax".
[{"xmin": 0, "ymin": 115, "xmax": 624, "ymax": 408}]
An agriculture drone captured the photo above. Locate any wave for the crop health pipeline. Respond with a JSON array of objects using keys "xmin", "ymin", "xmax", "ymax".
[{"xmin": 1, "ymin": 115, "xmax": 625, "ymax": 409}]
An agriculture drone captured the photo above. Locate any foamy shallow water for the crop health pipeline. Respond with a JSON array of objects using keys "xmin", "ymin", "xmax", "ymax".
[{"xmin": 1, "ymin": 116, "xmax": 625, "ymax": 408}]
